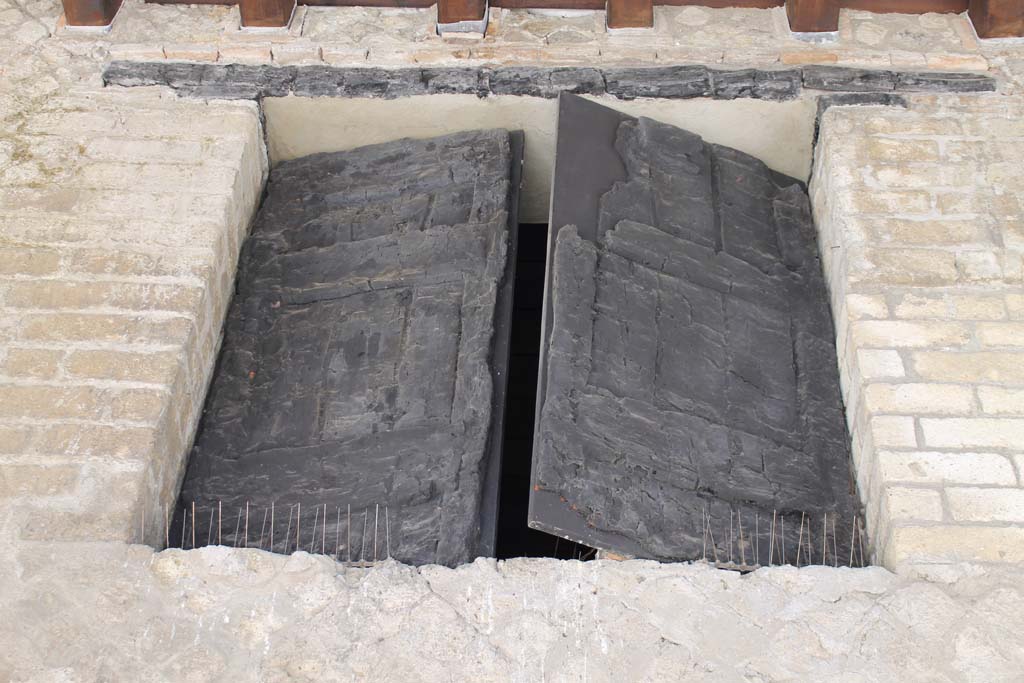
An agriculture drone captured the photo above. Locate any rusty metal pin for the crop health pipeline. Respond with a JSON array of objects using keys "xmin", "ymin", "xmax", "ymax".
[
  {"xmin": 797, "ymin": 512, "xmax": 806, "ymax": 567},
  {"xmin": 781, "ymin": 514, "xmax": 786, "ymax": 566},
  {"xmin": 706, "ymin": 509, "xmax": 720, "ymax": 564},
  {"xmin": 832, "ymin": 516, "xmax": 838, "ymax": 568},
  {"xmin": 702, "ymin": 504, "xmax": 708, "ymax": 561},
  {"xmin": 858, "ymin": 518, "xmax": 866, "ymax": 567},
  {"xmin": 361, "ymin": 509, "xmax": 368, "ymax": 562},
  {"xmin": 285, "ymin": 505, "xmax": 294, "ymax": 554},
  {"xmin": 849, "ymin": 516, "xmax": 857, "ymax": 568},
  {"xmin": 755, "ymin": 512, "xmax": 759, "ymax": 566},
  {"xmin": 822, "ymin": 513, "xmax": 827, "ymax": 566},
  {"xmin": 310, "ymin": 505, "xmax": 319, "ymax": 554},
  {"xmin": 737, "ymin": 511, "xmax": 746, "ymax": 567}
]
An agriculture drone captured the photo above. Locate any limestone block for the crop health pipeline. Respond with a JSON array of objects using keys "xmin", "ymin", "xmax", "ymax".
[
  {"xmin": 976, "ymin": 322, "xmax": 1024, "ymax": 347},
  {"xmin": 912, "ymin": 351, "xmax": 1024, "ymax": 384},
  {"xmin": 851, "ymin": 320, "xmax": 970, "ymax": 349},
  {"xmin": 881, "ymin": 486, "xmax": 944, "ymax": 522},
  {"xmin": 977, "ymin": 386, "xmax": 1024, "ymax": 415},
  {"xmin": 920, "ymin": 418, "xmax": 1024, "ymax": 449},
  {"xmin": 947, "ymin": 488, "xmax": 1024, "ymax": 523},
  {"xmin": 0, "ymin": 247, "xmax": 60, "ymax": 276},
  {"xmin": 877, "ymin": 450, "xmax": 1018, "ymax": 487},
  {"xmin": 853, "ymin": 248, "xmax": 959, "ymax": 287},
  {"xmin": 857, "ymin": 350, "xmax": 905, "ymax": 379},
  {"xmin": 870, "ymin": 416, "xmax": 918, "ymax": 449},
  {"xmin": 883, "ymin": 525, "xmax": 1024, "ymax": 565},
  {"xmin": 0, "ymin": 464, "xmax": 79, "ymax": 500},
  {"xmin": 0, "ymin": 348, "xmax": 63, "ymax": 379},
  {"xmin": 64, "ymin": 349, "xmax": 181, "ymax": 384},
  {"xmin": 863, "ymin": 383, "xmax": 974, "ymax": 416}
]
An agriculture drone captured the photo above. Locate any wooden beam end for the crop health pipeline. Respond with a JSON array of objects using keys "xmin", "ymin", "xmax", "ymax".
[
  {"xmin": 62, "ymin": 0, "xmax": 122, "ymax": 27},
  {"xmin": 606, "ymin": 0, "xmax": 654, "ymax": 30},
  {"xmin": 785, "ymin": 0, "xmax": 839, "ymax": 33},
  {"xmin": 438, "ymin": 0, "xmax": 487, "ymax": 25},
  {"xmin": 969, "ymin": 0, "xmax": 1024, "ymax": 38},
  {"xmin": 240, "ymin": 0, "xmax": 296, "ymax": 28}
]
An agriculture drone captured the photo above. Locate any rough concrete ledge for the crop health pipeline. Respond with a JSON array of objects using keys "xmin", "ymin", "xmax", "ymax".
[
  {"xmin": 101, "ymin": 61, "xmax": 997, "ymax": 102},
  {"xmin": 2, "ymin": 544, "xmax": 1022, "ymax": 681}
]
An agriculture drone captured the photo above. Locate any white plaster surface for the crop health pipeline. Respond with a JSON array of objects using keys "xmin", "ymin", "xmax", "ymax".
[
  {"xmin": 2, "ymin": 545, "xmax": 1024, "ymax": 682},
  {"xmin": 264, "ymin": 93, "xmax": 816, "ymax": 223}
]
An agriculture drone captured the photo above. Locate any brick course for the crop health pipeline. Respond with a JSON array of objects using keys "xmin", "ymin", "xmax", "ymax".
[{"xmin": 0, "ymin": 74, "xmax": 265, "ymax": 544}]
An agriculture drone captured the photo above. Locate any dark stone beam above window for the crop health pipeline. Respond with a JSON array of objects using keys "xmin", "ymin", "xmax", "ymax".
[{"xmin": 102, "ymin": 62, "xmax": 997, "ymax": 102}]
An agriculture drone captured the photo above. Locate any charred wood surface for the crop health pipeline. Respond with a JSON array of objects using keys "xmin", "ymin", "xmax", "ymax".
[
  {"xmin": 532, "ymin": 94, "xmax": 857, "ymax": 562},
  {"xmin": 173, "ymin": 130, "xmax": 521, "ymax": 566}
]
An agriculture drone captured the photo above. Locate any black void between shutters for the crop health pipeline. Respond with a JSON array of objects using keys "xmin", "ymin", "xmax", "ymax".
[{"xmin": 495, "ymin": 223, "xmax": 595, "ymax": 560}]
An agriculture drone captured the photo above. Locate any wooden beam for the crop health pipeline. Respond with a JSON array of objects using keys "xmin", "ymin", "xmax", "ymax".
[
  {"xmin": 969, "ymin": 0, "xmax": 1024, "ymax": 38},
  {"xmin": 437, "ymin": 0, "xmax": 487, "ymax": 24},
  {"xmin": 662, "ymin": 0, "xmax": 782, "ymax": 5},
  {"xmin": 302, "ymin": 0, "xmax": 432, "ymax": 4},
  {"xmin": 239, "ymin": 0, "xmax": 296, "ymax": 27},
  {"xmin": 843, "ymin": 0, "xmax": 966, "ymax": 12},
  {"xmin": 607, "ymin": 0, "xmax": 654, "ymax": 29},
  {"xmin": 786, "ymin": 0, "xmax": 839, "ymax": 32},
  {"xmin": 62, "ymin": 0, "xmax": 122, "ymax": 26}
]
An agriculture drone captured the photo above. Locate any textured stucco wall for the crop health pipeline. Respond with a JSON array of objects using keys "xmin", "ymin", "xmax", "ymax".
[{"xmin": 3, "ymin": 545, "xmax": 1024, "ymax": 681}]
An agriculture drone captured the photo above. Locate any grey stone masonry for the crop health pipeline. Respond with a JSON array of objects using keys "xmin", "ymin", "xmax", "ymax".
[
  {"xmin": 174, "ymin": 130, "xmax": 520, "ymax": 567},
  {"xmin": 102, "ymin": 61, "xmax": 996, "ymax": 101}
]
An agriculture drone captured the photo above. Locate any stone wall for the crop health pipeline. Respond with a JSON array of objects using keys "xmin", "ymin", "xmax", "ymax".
[
  {"xmin": 102, "ymin": 3, "xmax": 992, "ymax": 74},
  {"xmin": 812, "ymin": 95, "xmax": 1024, "ymax": 571},
  {"xmin": 3, "ymin": 1, "xmax": 1024, "ymax": 677}
]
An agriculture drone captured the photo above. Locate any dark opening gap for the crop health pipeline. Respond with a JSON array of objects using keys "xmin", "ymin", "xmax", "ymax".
[{"xmin": 494, "ymin": 223, "xmax": 593, "ymax": 561}]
